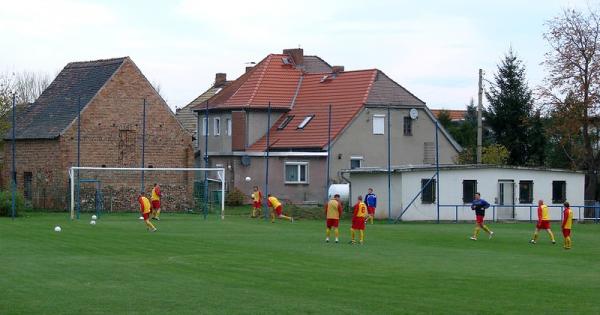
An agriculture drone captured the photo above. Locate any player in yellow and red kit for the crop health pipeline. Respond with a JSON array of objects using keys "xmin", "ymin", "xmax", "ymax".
[
  {"xmin": 267, "ymin": 194, "xmax": 293, "ymax": 223},
  {"xmin": 561, "ymin": 201, "xmax": 573, "ymax": 250},
  {"xmin": 530, "ymin": 199, "xmax": 556, "ymax": 244},
  {"xmin": 151, "ymin": 183, "xmax": 162, "ymax": 221},
  {"xmin": 325, "ymin": 194, "xmax": 343, "ymax": 243},
  {"xmin": 250, "ymin": 186, "xmax": 262, "ymax": 218},
  {"xmin": 138, "ymin": 192, "xmax": 156, "ymax": 232},
  {"xmin": 350, "ymin": 195, "xmax": 367, "ymax": 245}
]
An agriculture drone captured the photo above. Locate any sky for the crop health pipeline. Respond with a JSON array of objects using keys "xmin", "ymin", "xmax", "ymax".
[{"xmin": 0, "ymin": 0, "xmax": 596, "ymax": 111}]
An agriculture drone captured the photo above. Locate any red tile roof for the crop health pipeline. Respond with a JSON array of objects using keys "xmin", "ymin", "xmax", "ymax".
[
  {"xmin": 431, "ymin": 109, "xmax": 467, "ymax": 121},
  {"xmin": 248, "ymin": 69, "xmax": 377, "ymax": 150}
]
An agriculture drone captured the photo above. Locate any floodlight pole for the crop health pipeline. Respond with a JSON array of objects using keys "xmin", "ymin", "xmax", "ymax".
[
  {"xmin": 387, "ymin": 105, "xmax": 391, "ymax": 223},
  {"xmin": 326, "ymin": 104, "xmax": 332, "ymax": 203},
  {"xmin": 141, "ymin": 98, "xmax": 146, "ymax": 193},
  {"xmin": 263, "ymin": 102, "xmax": 271, "ymax": 220},
  {"xmin": 204, "ymin": 100, "xmax": 209, "ymax": 219},
  {"xmin": 76, "ymin": 96, "xmax": 81, "ymax": 219},
  {"xmin": 11, "ymin": 93, "xmax": 16, "ymax": 220}
]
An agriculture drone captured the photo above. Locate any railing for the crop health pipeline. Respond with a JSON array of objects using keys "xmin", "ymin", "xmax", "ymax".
[{"xmin": 434, "ymin": 204, "xmax": 600, "ymax": 224}]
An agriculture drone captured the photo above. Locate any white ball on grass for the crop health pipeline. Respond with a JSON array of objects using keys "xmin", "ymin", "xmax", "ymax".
[
  {"xmin": 139, "ymin": 216, "xmax": 144, "ymax": 220},
  {"xmin": 245, "ymin": 176, "xmax": 251, "ymax": 182},
  {"xmin": 91, "ymin": 215, "xmax": 97, "ymax": 220},
  {"xmin": 54, "ymin": 226, "xmax": 62, "ymax": 232},
  {"xmin": 90, "ymin": 220, "xmax": 96, "ymax": 225}
]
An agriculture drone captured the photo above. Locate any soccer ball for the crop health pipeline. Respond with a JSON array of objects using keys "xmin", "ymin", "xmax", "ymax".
[
  {"xmin": 54, "ymin": 226, "xmax": 62, "ymax": 232},
  {"xmin": 91, "ymin": 215, "xmax": 97, "ymax": 220},
  {"xmin": 251, "ymin": 193, "xmax": 255, "ymax": 199},
  {"xmin": 90, "ymin": 220, "xmax": 96, "ymax": 225},
  {"xmin": 245, "ymin": 176, "xmax": 251, "ymax": 182},
  {"xmin": 139, "ymin": 216, "xmax": 144, "ymax": 220}
]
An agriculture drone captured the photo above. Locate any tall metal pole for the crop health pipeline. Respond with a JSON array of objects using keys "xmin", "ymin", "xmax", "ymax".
[
  {"xmin": 326, "ymin": 104, "xmax": 332, "ymax": 202},
  {"xmin": 76, "ymin": 96, "xmax": 81, "ymax": 219},
  {"xmin": 204, "ymin": 100, "xmax": 209, "ymax": 219},
  {"xmin": 435, "ymin": 120, "xmax": 440, "ymax": 224},
  {"xmin": 11, "ymin": 94, "xmax": 16, "ymax": 219},
  {"xmin": 477, "ymin": 69, "xmax": 483, "ymax": 164},
  {"xmin": 141, "ymin": 98, "xmax": 146, "ymax": 193},
  {"xmin": 387, "ymin": 105, "xmax": 391, "ymax": 223},
  {"xmin": 264, "ymin": 102, "xmax": 271, "ymax": 220}
]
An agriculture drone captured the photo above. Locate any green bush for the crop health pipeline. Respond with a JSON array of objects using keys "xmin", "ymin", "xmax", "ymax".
[
  {"xmin": 225, "ymin": 187, "xmax": 246, "ymax": 206},
  {"xmin": 0, "ymin": 190, "xmax": 26, "ymax": 217}
]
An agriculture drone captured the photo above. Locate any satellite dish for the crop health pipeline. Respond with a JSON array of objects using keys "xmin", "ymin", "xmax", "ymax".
[
  {"xmin": 409, "ymin": 108, "xmax": 418, "ymax": 120},
  {"xmin": 241, "ymin": 155, "xmax": 251, "ymax": 166}
]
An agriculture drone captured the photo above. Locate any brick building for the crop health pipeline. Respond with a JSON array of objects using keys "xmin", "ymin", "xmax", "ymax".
[{"xmin": 2, "ymin": 57, "xmax": 194, "ymax": 210}]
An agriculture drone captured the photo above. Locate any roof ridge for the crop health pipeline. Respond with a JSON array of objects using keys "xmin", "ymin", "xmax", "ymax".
[
  {"xmin": 361, "ymin": 69, "xmax": 378, "ymax": 105},
  {"xmin": 66, "ymin": 57, "xmax": 128, "ymax": 69},
  {"xmin": 246, "ymin": 54, "xmax": 273, "ymax": 107}
]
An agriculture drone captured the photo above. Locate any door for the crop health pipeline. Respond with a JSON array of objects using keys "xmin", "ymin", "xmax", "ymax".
[{"xmin": 497, "ymin": 180, "xmax": 515, "ymax": 220}]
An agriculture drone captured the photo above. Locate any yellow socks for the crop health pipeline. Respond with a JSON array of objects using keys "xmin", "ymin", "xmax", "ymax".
[
  {"xmin": 473, "ymin": 226, "xmax": 480, "ymax": 238},
  {"xmin": 326, "ymin": 228, "xmax": 331, "ymax": 238},
  {"xmin": 548, "ymin": 230, "xmax": 556, "ymax": 242},
  {"xmin": 351, "ymin": 229, "xmax": 355, "ymax": 241},
  {"xmin": 145, "ymin": 220, "xmax": 156, "ymax": 230},
  {"xmin": 334, "ymin": 228, "xmax": 339, "ymax": 238},
  {"xmin": 482, "ymin": 225, "xmax": 491, "ymax": 234},
  {"xmin": 370, "ymin": 215, "xmax": 374, "ymax": 224},
  {"xmin": 360, "ymin": 230, "xmax": 364, "ymax": 243},
  {"xmin": 533, "ymin": 232, "xmax": 539, "ymax": 241},
  {"xmin": 155, "ymin": 209, "xmax": 160, "ymax": 218}
]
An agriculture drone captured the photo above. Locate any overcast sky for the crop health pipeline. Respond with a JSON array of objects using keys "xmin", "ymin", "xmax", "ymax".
[{"xmin": 0, "ymin": 0, "xmax": 596, "ymax": 110}]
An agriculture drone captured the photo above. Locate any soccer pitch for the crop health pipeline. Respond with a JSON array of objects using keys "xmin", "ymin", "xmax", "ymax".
[{"xmin": 1, "ymin": 213, "xmax": 599, "ymax": 314}]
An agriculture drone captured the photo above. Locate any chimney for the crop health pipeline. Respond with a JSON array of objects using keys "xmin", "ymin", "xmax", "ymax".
[
  {"xmin": 332, "ymin": 66, "xmax": 344, "ymax": 74},
  {"xmin": 283, "ymin": 48, "xmax": 304, "ymax": 66},
  {"xmin": 215, "ymin": 73, "xmax": 227, "ymax": 86},
  {"xmin": 245, "ymin": 66, "xmax": 254, "ymax": 73}
]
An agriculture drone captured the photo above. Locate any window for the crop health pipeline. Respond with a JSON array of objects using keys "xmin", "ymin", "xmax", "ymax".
[
  {"xmin": 285, "ymin": 162, "xmax": 308, "ymax": 184},
  {"xmin": 552, "ymin": 181, "xmax": 566, "ymax": 203},
  {"xmin": 213, "ymin": 117, "xmax": 220, "ymax": 136},
  {"xmin": 423, "ymin": 142, "xmax": 435, "ymax": 164},
  {"xmin": 421, "ymin": 178, "xmax": 436, "ymax": 204},
  {"xmin": 226, "ymin": 118, "xmax": 231, "ymax": 136},
  {"xmin": 278, "ymin": 115, "xmax": 294, "ymax": 130},
  {"xmin": 23, "ymin": 172, "xmax": 32, "ymax": 201},
  {"xmin": 373, "ymin": 115, "xmax": 385, "ymax": 135},
  {"xmin": 519, "ymin": 181, "xmax": 534, "ymax": 203},
  {"xmin": 297, "ymin": 115, "xmax": 314, "ymax": 129},
  {"xmin": 350, "ymin": 156, "xmax": 363, "ymax": 169},
  {"xmin": 201, "ymin": 118, "xmax": 209, "ymax": 136},
  {"xmin": 462, "ymin": 180, "xmax": 477, "ymax": 203},
  {"xmin": 403, "ymin": 116, "xmax": 412, "ymax": 136}
]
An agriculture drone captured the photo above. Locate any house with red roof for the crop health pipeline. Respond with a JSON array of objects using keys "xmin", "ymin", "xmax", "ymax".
[{"xmin": 191, "ymin": 49, "xmax": 461, "ymax": 205}]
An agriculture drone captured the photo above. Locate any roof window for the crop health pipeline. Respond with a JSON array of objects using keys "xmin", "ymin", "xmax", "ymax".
[
  {"xmin": 278, "ymin": 115, "xmax": 295, "ymax": 130},
  {"xmin": 297, "ymin": 115, "xmax": 314, "ymax": 129}
]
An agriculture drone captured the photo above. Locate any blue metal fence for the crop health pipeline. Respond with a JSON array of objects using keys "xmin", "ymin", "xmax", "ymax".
[{"xmin": 433, "ymin": 204, "xmax": 600, "ymax": 223}]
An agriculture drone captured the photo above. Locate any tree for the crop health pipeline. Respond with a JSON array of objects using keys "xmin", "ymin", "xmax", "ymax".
[
  {"xmin": 485, "ymin": 49, "xmax": 538, "ymax": 166},
  {"xmin": 437, "ymin": 110, "xmax": 452, "ymax": 129},
  {"xmin": 541, "ymin": 8, "xmax": 600, "ymax": 200},
  {"xmin": 481, "ymin": 144, "xmax": 509, "ymax": 165}
]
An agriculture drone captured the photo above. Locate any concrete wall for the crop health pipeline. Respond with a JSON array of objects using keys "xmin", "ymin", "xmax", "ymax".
[
  {"xmin": 349, "ymin": 168, "xmax": 585, "ymax": 221},
  {"xmin": 331, "ymin": 107, "xmax": 458, "ymax": 182}
]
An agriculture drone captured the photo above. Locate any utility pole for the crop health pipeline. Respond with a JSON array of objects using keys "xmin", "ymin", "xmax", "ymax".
[{"xmin": 477, "ymin": 69, "xmax": 483, "ymax": 164}]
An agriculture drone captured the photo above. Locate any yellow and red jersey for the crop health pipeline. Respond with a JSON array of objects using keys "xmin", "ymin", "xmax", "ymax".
[
  {"xmin": 537, "ymin": 204, "xmax": 550, "ymax": 221},
  {"xmin": 138, "ymin": 196, "xmax": 151, "ymax": 214},
  {"xmin": 253, "ymin": 191, "xmax": 262, "ymax": 202},
  {"xmin": 562, "ymin": 207, "xmax": 573, "ymax": 229},
  {"xmin": 151, "ymin": 186, "xmax": 161, "ymax": 201},
  {"xmin": 353, "ymin": 201, "xmax": 367, "ymax": 219},
  {"xmin": 267, "ymin": 196, "xmax": 281, "ymax": 209},
  {"xmin": 325, "ymin": 199, "xmax": 342, "ymax": 220}
]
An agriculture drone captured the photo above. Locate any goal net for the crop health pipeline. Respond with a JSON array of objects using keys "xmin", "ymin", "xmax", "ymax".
[{"xmin": 68, "ymin": 167, "xmax": 225, "ymax": 219}]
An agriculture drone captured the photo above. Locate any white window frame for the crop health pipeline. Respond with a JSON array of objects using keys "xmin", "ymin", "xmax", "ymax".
[
  {"xmin": 213, "ymin": 117, "xmax": 220, "ymax": 136},
  {"xmin": 284, "ymin": 161, "xmax": 309, "ymax": 184},
  {"xmin": 373, "ymin": 114, "xmax": 385, "ymax": 135},
  {"xmin": 350, "ymin": 156, "xmax": 363, "ymax": 169},
  {"xmin": 226, "ymin": 118, "xmax": 231, "ymax": 136},
  {"xmin": 297, "ymin": 115, "xmax": 314, "ymax": 129},
  {"xmin": 202, "ymin": 117, "xmax": 209, "ymax": 136}
]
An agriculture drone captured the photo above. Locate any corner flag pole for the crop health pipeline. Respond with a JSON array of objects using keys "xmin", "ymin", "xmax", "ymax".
[
  {"xmin": 11, "ymin": 93, "xmax": 16, "ymax": 220},
  {"xmin": 264, "ymin": 102, "xmax": 271, "ymax": 220}
]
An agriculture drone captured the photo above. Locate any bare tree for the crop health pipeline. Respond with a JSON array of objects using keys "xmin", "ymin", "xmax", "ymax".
[{"xmin": 541, "ymin": 8, "xmax": 600, "ymax": 201}]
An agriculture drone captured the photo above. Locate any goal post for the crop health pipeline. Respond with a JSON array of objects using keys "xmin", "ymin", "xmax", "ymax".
[{"xmin": 69, "ymin": 167, "xmax": 225, "ymax": 219}]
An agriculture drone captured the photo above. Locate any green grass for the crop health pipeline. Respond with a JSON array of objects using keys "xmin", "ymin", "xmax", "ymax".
[{"xmin": 1, "ymin": 213, "xmax": 599, "ymax": 315}]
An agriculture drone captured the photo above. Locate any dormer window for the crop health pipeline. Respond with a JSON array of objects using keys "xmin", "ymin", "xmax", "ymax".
[
  {"xmin": 278, "ymin": 115, "xmax": 295, "ymax": 130},
  {"xmin": 297, "ymin": 115, "xmax": 314, "ymax": 129}
]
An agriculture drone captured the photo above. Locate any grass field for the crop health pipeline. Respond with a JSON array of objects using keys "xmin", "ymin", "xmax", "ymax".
[{"xmin": 1, "ymin": 212, "xmax": 600, "ymax": 315}]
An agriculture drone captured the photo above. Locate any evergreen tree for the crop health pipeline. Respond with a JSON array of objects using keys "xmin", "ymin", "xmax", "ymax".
[{"xmin": 485, "ymin": 49, "xmax": 539, "ymax": 166}]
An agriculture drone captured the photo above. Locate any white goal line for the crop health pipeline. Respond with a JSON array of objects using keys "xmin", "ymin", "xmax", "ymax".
[{"xmin": 68, "ymin": 167, "xmax": 226, "ymax": 220}]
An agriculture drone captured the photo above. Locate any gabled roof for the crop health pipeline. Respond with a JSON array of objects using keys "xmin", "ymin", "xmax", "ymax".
[
  {"xmin": 177, "ymin": 80, "xmax": 232, "ymax": 134},
  {"xmin": 248, "ymin": 69, "xmax": 377, "ymax": 150},
  {"xmin": 7, "ymin": 57, "xmax": 126, "ymax": 139},
  {"xmin": 303, "ymin": 55, "xmax": 332, "ymax": 73}
]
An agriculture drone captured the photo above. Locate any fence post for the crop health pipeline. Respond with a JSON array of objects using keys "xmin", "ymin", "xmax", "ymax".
[
  {"xmin": 455, "ymin": 206, "xmax": 458, "ymax": 223},
  {"xmin": 529, "ymin": 206, "xmax": 532, "ymax": 223},
  {"xmin": 595, "ymin": 202, "xmax": 599, "ymax": 224},
  {"xmin": 492, "ymin": 205, "xmax": 496, "ymax": 222}
]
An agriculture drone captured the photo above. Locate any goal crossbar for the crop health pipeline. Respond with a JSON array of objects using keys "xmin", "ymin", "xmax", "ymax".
[{"xmin": 69, "ymin": 167, "xmax": 226, "ymax": 219}]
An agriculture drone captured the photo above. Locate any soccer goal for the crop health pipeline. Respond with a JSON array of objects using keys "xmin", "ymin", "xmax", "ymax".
[{"xmin": 68, "ymin": 167, "xmax": 225, "ymax": 219}]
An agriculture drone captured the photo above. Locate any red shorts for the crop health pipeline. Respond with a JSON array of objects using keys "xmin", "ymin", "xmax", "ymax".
[
  {"xmin": 326, "ymin": 219, "xmax": 339, "ymax": 228},
  {"xmin": 476, "ymin": 215, "xmax": 484, "ymax": 224},
  {"xmin": 253, "ymin": 201, "xmax": 261, "ymax": 208},
  {"xmin": 142, "ymin": 212, "xmax": 149, "ymax": 220},
  {"xmin": 367, "ymin": 206, "xmax": 375, "ymax": 215},
  {"xmin": 151, "ymin": 200, "xmax": 160, "ymax": 210},
  {"xmin": 537, "ymin": 220, "xmax": 551, "ymax": 230},
  {"xmin": 352, "ymin": 218, "xmax": 365, "ymax": 230},
  {"xmin": 274, "ymin": 205, "xmax": 283, "ymax": 216},
  {"xmin": 562, "ymin": 229, "xmax": 571, "ymax": 237}
]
